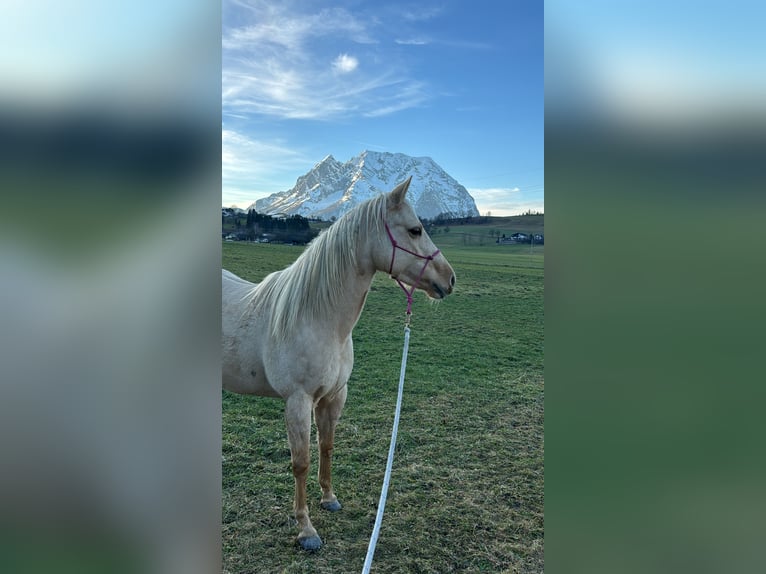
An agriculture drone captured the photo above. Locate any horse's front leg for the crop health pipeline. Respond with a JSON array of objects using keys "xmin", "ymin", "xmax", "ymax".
[
  {"xmin": 314, "ymin": 384, "xmax": 347, "ymax": 512},
  {"xmin": 285, "ymin": 393, "xmax": 321, "ymax": 550}
]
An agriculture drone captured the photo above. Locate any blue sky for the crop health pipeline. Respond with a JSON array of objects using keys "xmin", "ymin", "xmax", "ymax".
[{"xmin": 222, "ymin": 0, "xmax": 543, "ymax": 215}]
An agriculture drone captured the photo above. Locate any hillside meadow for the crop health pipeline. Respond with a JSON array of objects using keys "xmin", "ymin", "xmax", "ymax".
[{"xmin": 222, "ymin": 235, "xmax": 544, "ymax": 573}]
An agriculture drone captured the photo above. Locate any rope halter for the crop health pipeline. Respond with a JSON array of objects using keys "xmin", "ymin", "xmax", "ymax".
[{"xmin": 384, "ymin": 221, "xmax": 441, "ymax": 318}]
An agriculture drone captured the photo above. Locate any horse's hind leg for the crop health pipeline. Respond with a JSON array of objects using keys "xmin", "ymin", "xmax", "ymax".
[
  {"xmin": 314, "ymin": 385, "xmax": 347, "ymax": 512},
  {"xmin": 285, "ymin": 393, "xmax": 322, "ymax": 550}
]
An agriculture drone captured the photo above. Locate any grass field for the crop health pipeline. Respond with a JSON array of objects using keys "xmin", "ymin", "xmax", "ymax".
[
  {"xmin": 222, "ymin": 236, "xmax": 544, "ymax": 573},
  {"xmin": 427, "ymin": 215, "xmax": 544, "ymax": 250}
]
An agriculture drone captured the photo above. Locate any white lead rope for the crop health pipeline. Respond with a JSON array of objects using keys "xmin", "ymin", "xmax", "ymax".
[{"xmin": 361, "ymin": 325, "xmax": 411, "ymax": 574}]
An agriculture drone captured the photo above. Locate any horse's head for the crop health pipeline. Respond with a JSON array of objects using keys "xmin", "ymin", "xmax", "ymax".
[{"xmin": 378, "ymin": 177, "xmax": 456, "ymax": 300}]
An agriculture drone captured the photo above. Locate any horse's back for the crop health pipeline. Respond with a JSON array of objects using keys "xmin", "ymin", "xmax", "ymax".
[
  {"xmin": 222, "ymin": 269, "xmax": 289, "ymax": 397},
  {"xmin": 222, "ymin": 269, "xmax": 258, "ymax": 309},
  {"xmin": 223, "ymin": 268, "xmax": 254, "ymax": 290}
]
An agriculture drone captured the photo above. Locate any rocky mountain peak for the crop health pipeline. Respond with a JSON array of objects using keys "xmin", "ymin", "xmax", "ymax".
[{"xmin": 251, "ymin": 151, "xmax": 479, "ymax": 220}]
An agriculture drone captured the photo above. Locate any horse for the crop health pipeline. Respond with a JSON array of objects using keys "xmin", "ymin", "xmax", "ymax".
[{"xmin": 222, "ymin": 177, "xmax": 455, "ymax": 550}]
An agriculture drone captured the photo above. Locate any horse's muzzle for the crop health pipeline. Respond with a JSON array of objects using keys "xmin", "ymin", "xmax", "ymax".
[{"xmin": 431, "ymin": 273, "xmax": 455, "ymax": 299}]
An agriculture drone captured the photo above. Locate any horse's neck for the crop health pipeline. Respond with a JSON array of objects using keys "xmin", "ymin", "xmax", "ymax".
[{"xmin": 326, "ymin": 256, "xmax": 376, "ymax": 342}]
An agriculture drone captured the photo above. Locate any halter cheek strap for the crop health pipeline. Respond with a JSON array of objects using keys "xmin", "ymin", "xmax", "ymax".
[{"xmin": 384, "ymin": 221, "xmax": 441, "ymax": 317}]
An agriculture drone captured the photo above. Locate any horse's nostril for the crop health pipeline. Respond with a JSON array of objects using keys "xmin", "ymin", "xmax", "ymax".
[{"xmin": 450, "ymin": 274, "xmax": 456, "ymax": 287}]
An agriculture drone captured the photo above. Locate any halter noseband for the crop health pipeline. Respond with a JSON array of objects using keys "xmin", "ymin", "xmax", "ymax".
[{"xmin": 384, "ymin": 221, "xmax": 440, "ymax": 317}]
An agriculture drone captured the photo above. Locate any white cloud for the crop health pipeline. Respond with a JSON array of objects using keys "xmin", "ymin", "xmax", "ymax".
[
  {"xmin": 468, "ymin": 187, "xmax": 544, "ymax": 216},
  {"xmin": 222, "ymin": 129, "xmax": 312, "ymax": 207},
  {"xmin": 222, "ymin": 3, "xmax": 429, "ymax": 120},
  {"xmin": 223, "ymin": 5, "xmax": 371, "ymax": 52},
  {"xmin": 332, "ymin": 53, "xmax": 358, "ymax": 73},
  {"xmin": 363, "ymin": 79, "xmax": 429, "ymax": 117},
  {"xmin": 395, "ymin": 38, "xmax": 430, "ymax": 46}
]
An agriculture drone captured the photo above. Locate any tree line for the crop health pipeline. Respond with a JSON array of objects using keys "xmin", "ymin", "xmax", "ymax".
[{"xmin": 224, "ymin": 210, "xmax": 319, "ymax": 244}]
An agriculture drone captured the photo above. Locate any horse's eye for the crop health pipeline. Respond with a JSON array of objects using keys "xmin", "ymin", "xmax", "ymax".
[{"xmin": 409, "ymin": 227, "xmax": 422, "ymax": 237}]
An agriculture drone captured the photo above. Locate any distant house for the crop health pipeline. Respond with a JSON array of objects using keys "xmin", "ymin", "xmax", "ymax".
[{"xmin": 496, "ymin": 232, "xmax": 545, "ymax": 245}]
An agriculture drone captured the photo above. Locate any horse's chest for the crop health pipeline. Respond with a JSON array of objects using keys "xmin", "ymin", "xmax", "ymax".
[
  {"xmin": 267, "ymin": 335, "xmax": 353, "ymax": 399},
  {"xmin": 309, "ymin": 341, "xmax": 354, "ymax": 397}
]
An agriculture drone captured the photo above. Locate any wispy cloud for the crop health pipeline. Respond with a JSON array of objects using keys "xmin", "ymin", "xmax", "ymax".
[
  {"xmin": 223, "ymin": 2, "xmax": 429, "ymax": 120},
  {"xmin": 395, "ymin": 38, "xmax": 431, "ymax": 46},
  {"xmin": 469, "ymin": 187, "xmax": 544, "ymax": 216},
  {"xmin": 395, "ymin": 37, "xmax": 490, "ymax": 50},
  {"xmin": 362, "ymin": 79, "xmax": 429, "ymax": 117},
  {"xmin": 223, "ymin": 4, "xmax": 372, "ymax": 52},
  {"xmin": 222, "ymin": 129, "xmax": 312, "ymax": 207}
]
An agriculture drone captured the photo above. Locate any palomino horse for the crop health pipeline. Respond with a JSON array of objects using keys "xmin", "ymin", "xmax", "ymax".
[{"xmin": 222, "ymin": 177, "xmax": 455, "ymax": 550}]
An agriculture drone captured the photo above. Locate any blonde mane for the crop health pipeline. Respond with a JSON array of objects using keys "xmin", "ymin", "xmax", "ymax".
[{"xmin": 246, "ymin": 193, "xmax": 387, "ymax": 340}]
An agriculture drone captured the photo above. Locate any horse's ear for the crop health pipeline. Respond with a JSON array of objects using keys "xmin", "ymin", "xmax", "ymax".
[{"xmin": 388, "ymin": 176, "xmax": 412, "ymax": 208}]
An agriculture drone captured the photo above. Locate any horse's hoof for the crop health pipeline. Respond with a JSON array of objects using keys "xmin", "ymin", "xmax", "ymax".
[
  {"xmin": 298, "ymin": 534, "xmax": 322, "ymax": 551},
  {"xmin": 321, "ymin": 500, "xmax": 342, "ymax": 512}
]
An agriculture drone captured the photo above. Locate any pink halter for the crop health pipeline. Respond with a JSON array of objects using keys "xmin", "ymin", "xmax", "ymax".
[{"xmin": 384, "ymin": 221, "xmax": 441, "ymax": 316}]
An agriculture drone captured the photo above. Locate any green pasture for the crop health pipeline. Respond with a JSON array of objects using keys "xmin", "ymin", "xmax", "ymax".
[
  {"xmin": 222, "ymin": 239, "xmax": 544, "ymax": 573},
  {"xmin": 427, "ymin": 215, "xmax": 544, "ymax": 251},
  {"xmin": 429, "ymin": 231, "xmax": 544, "ymax": 251}
]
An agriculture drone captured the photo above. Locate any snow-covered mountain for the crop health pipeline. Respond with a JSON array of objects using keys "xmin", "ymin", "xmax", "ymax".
[{"xmin": 250, "ymin": 151, "xmax": 479, "ymax": 220}]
